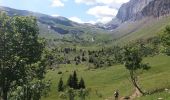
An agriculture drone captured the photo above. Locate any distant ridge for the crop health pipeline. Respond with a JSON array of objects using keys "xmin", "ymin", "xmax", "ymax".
[{"xmin": 0, "ymin": 6, "xmax": 109, "ymax": 35}]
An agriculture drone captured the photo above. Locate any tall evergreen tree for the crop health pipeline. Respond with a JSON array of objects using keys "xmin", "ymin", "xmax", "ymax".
[
  {"xmin": 67, "ymin": 75, "xmax": 73, "ymax": 88},
  {"xmin": 79, "ymin": 78, "xmax": 85, "ymax": 89},
  {"xmin": 72, "ymin": 71, "xmax": 78, "ymax": 89},
  {"xmin": 58, "ymin": 78, "xmax": 64, "ymax": 92}
]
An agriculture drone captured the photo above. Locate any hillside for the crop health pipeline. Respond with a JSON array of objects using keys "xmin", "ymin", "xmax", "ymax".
[
  {"xmin": 1, "ymin": 0, "xmax": 170, "ymax": 100},
  {"xmin": 39, "ymin": 0, "xmax": 170, "ymax": 98},
  {"xmin": 43, "ymin": 55, "xmax": 170, "ymax": 100},
  {"xmin": 104, "ymin": 0, "xmax": 170, "ymax": 45},
  {"xmin": 2, "ymin": 0, "xmax": 170, "ymax": 46},
  {"xmin": 0, "ymin": 6, "xmax": 111, "ymax": 43},
  {"xmin": 111, "ymin": 0, "xmax": 170, "ymax": 23},
  {"xmin": 110, "ymin": 16, "xmax": 170, "ymax": 45}
]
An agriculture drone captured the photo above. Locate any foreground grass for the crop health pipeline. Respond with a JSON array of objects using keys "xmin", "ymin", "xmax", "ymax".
[
  {"xmin": 43, "ymin": 55, "xmax": 170, "ymax": 100},
  {"xmin": 135, "ymin": 91, "xmax": 170, "ymax": 100}
]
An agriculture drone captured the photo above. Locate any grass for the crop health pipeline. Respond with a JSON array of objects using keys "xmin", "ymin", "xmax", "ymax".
[
  {"xmin": 42, "ymin": 55, "xmax": 170, "ymax": 100},
  {"xmin": 108, "ymin": 16, "xmax": 170, "ymax": 46},
  {"xmin": 136, "ymin": 92, "xmax": 170, "ymax": 100}
]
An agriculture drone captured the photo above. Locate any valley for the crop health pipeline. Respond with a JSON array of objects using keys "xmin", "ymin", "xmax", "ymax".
[
  {"xmin": 0, "ymin": 0, "xmax": 170, "ymax": 100},
  {"xmin": 43, "ymin": 55, "xmax": 170, "ymax": 100}
]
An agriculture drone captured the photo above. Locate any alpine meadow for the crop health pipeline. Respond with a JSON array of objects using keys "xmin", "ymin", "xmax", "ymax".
[{"xmin": 0, "ymin": 0, "xmax": 170, "ymax": 100}]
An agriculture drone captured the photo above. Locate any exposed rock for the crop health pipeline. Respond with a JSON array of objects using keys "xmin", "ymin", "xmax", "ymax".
[
  {"xmin": 116, "ymin": 0, "xmax": 154, "ymax": 22},
  {"xmin": 165, "ymin": 88, "xmax": 169, "ymax": 91},
  {"xmin": 142, "ymin": 0, "xmax": 170, "ymax": 18},
  {"xmin": 117, "ymin": 0, "xmax": 170, "ymax": 22},
  {"xmin": 158, "ymin": 97, "xmax": 163, "ymax": 100},
  {"xmin": 106, "ymin": 0, "xmax": 170, "ymax": 30},
  {"xmin": 103, "ymin": 18, "xmax": 122, "ymax": 30}
]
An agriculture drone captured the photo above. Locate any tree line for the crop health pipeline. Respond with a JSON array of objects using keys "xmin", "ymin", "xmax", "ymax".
[{"xmin": 45, "ymin": 36, "xmax": 162, "ymax": 69}]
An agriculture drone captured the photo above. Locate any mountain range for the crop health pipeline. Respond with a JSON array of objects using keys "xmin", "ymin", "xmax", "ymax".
[
  {"xmin": 0, "ymin": 6, "xmax": 110, "ymax": 39},
  {"xmin": 1, "ymin": 0, "xmax": 170, "ymax": 43}
]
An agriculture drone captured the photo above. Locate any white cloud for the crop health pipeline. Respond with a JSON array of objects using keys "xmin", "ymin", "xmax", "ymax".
[
  {"xmin": 98, "ymin": 0, "xmax": 130, "ymax": 4},
  {"xmin": 114, "ymin": 0, "xmax": 130, "ymax": 4},
  {"xmin": 51, "ymin": 0, "xmax": 64, "ymax": 7},
  {"xmin": 75, "ymin": 0, "xmax": 96, "ymax": 5},
  {"xmin": 69, "ymin": 16, "xmax": 85, "ymax": 23},
  {"xmin": 87, "ymin": 6, "xmax": 118, "ymax": 17},
  {"xmin": 75, "ymin": 0, "xmax": 130, "ymax": 5},
  {"xmin": 75, "ymin": 0, "xmax": 130, "ymax": 24},
  {"xmin": 87, "ymin": 6, "xmax": 118, "ymax": 23},
  {"xmin": 69, "ymin": 17, "xmax": 97, "ymax": 24},
  {"xmin": 96, "ymin": 17, "xmax": 113, "ymax": 23}
]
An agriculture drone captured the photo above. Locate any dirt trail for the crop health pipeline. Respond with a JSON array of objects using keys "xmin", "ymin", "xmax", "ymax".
[
  {"xmin": 126, "ymin": 88, "xmax": 142, "ymax": 100},
  {"xmin": 105, "ymin": 88, "xmax": 142, "ymax": 100}
]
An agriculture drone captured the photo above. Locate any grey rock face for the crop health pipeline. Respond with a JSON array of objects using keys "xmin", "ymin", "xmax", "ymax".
[
  {"xmin": 116, "ymin": 0, "xmax": 154, "ymax": 22},
  {"xmin": 106, "ymin": 0, "xmax": 170, "ymax": 30},
  {"xmin": 142, "ymin": 0, "xmax": 170, "ymax": 18}
]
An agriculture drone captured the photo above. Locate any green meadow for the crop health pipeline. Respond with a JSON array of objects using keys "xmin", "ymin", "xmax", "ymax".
[{"xmin": 43, "ymin": 55, "xmax": 170, "ymax": 100}]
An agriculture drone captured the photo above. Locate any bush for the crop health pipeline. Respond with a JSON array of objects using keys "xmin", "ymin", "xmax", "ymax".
[{"xmin": 58, "ymin": 71, "xmax": 62, "ymax": 74}]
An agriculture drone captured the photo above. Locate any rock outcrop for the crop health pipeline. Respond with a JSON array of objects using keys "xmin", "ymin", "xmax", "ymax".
[
  {"xmin": 106, "ymin": 0, "xmax": 170, "ymax": 30},
  {"xmin": 142, "ymin": 0, "xmax": 170, "ymax": 18},
  {"xmin": 116, "ymin": 0, "xmax": 154, "ymax": 22},
  {"xmin": 117, "ymin": 0, "xmax": 170, "ymax": 22}
]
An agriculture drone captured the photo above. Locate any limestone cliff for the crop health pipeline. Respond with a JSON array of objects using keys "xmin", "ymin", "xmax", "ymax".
[
  {"xmin": 116, "ymin": 0, "xmax": 154, "ymax": 22},
  {"xmin": 106, "ymin": 0, "xmax": 170, "ymax": 30}
]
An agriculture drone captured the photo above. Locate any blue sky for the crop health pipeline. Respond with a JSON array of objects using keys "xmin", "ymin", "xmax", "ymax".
[{"xmin": 0, "ymin": 0, "xmax": 129, "ymax": 24}]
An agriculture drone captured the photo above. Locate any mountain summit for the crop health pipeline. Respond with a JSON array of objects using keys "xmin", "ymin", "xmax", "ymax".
[
  {"xmin": 117, "ymin": 0, "xmax": 170, "ymax": 22},
  {"xmin": 106, "ymin": 0, "xmax": 170, "ymax": 30}
]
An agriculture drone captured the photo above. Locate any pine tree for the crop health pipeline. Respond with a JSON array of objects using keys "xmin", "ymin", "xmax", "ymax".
[
  {"xmin": 67, "ymin": 75, "xmax": 73, "ymax": 88},
  {"xmin": 82, "ymin": 52, "xmax": 85, "ymax": 56},
  {"xmin": 82, "ymin": 57, "xmax": 86, "ymax": 62},
  {"xmin": 58, "ymin": 77, "xmax": 64, "ymax": 92},
  {"xmin": 79, "ymin": 78, "xmax": 85, "ymax": 89},
  {"xmin": 72, "ymin": 71, "xmax": 78, "ymax": 89}
]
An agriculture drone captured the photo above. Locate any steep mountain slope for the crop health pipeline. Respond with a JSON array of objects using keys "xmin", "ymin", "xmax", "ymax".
[
  {"xmin": 116, "ymin": 0, "xmax": 154, "ymax": 22},
  {"xmin": 111, "ymin": 16, "xmax": 170, "ymax": 45},
  {"xmin": 117, "ymin": 0, "xmax": 170, "ymax": 22},
  {"xmin": 1, "ymin": 0, "xmax": 170, "ymax": 45},
  {"xmin": 107, "ymin": 0, "xmax": 170, "ymax": 26},
  {"xmin": 142, "ymin": 0, "xmax": 170, "ymax": 18},
  {"xmin": 105, "ymin": 0, "xmax": 170, "ymax": 44}
]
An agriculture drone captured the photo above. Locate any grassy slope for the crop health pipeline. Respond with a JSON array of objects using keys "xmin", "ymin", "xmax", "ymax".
[
  {"xmin": 43, "ymin": 55, "xmax": 170, "ymax": 100},
  {"xmin": 109, "ymin": 16, "xmax": 170, "ymax": 45},
  {"xmin": 42, "ymin": 16, "xmax": 170, "ymax": 100}
]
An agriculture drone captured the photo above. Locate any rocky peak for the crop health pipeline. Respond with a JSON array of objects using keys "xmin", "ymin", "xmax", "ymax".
[
  {"xmin": 105, "ymin": 0, "xmax": 170, "ymax": 30},
  {"xmin": 142, "ymin": 0, "xmax": 170, "ymax": 18},
  {"xmin": 116, "ymin": 0, "xmax": 154, "ymax": 22}
]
